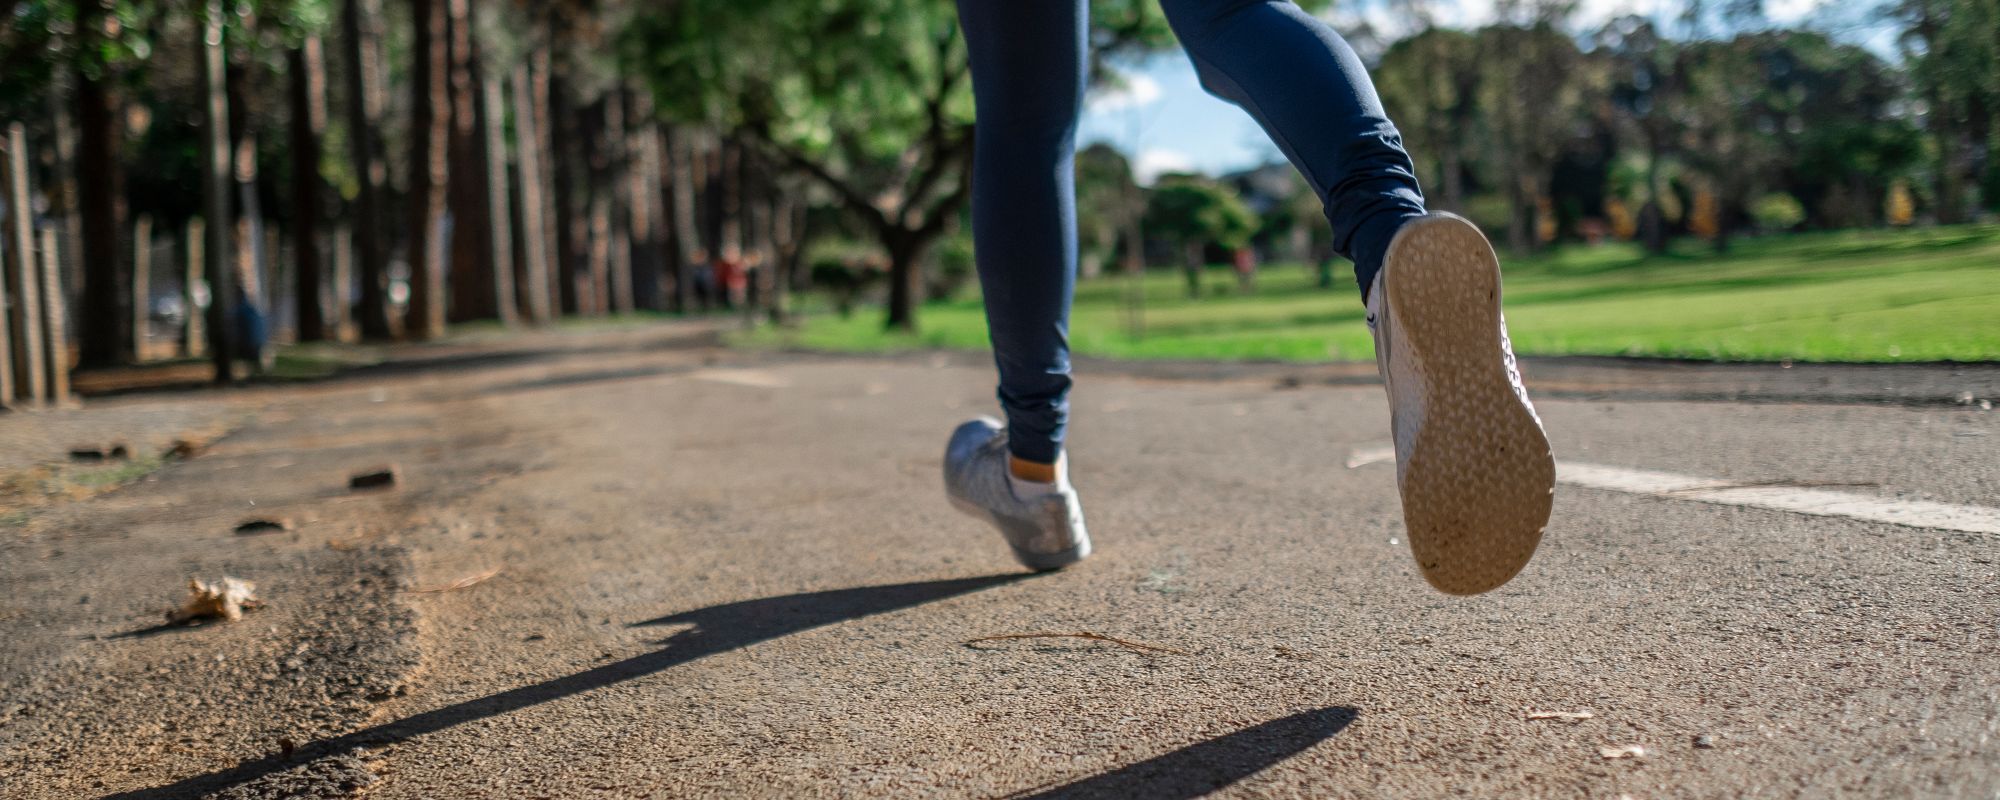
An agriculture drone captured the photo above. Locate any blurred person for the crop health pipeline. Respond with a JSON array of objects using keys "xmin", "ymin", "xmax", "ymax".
[
  {"xmin": 689, "ymin": 248, "xmax": 716, "ymax": 311},
  {"xmin": 944, "ymin": 0, "xmax": 1554, "ymax": 594}
]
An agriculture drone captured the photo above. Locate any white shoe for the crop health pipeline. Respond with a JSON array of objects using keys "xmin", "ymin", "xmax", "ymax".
[
  {"xmin": 1368, "ymin": 213, "xmax": 1555, "ymax": 595},
  {"xmin": 943, "ymin": 418, "xmax": 1091, "ymax": 571}
]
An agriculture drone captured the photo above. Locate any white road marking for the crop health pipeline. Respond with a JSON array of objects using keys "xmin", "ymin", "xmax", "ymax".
[
  {"xmin": 1347, "ymin": 446, "xmax": 2000, "ymax": 535},
  {"xmin": 689, "ymin": 369, "xmax": 791, "ymax": 389}
]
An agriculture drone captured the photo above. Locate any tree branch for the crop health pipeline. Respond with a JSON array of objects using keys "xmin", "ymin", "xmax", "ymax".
[{"xmin": 739, "ymin": 125, "xmax": 888, "ymax": 234}]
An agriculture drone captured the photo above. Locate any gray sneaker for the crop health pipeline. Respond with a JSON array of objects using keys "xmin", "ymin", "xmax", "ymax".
[
  {"xmin": 943, "ymin": 417, "xmax": 1091, "ymax": 571},
  {"xmin": 1368, "ymin": 212, "xmax": 1555, "ymax": 596}
]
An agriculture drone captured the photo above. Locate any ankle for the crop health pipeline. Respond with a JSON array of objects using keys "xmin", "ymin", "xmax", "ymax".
[{"xmin": 1008, "ymin": 455, "xmax": 1059, "ymax": 484}]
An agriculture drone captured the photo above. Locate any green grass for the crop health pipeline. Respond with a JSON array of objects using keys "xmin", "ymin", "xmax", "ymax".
[{"xmin": 742, "ymin": 225, "xmax": 2000, "ymax": 363}]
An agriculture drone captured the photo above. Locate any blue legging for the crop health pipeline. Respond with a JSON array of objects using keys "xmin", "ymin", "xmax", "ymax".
[{"xmin": 957, "ymin": 0, "xmax": 1427, "ymax": 464}]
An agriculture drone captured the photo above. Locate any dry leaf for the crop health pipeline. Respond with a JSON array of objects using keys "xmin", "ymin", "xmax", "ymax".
[
  {"xmin": 1599, "ymin": 745, "xmax": 1646, "ymax": 760},
  {"xmin": 169, "ymin": 577, "xmax": 264, "ymax": 623},
  {"xmin": 1526, "ymin": 710, "xmax": 1596, "ymax": 722}
]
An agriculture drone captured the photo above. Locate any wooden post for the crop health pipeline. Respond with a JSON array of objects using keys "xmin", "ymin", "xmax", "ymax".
[
  {"xmin": 332, "ymin": 224, "xmax": 356, "ymax": 341},
  {"xmin": 39, "ymin": 228, "xmax": 70, "ymax": 404},
  {"xmin": 4, "ymin": 123, "xmax": 46, "ymax": 406},
  {"xmin": 183, "ymin": 217, "xmax": 207, "ymax": 357},
  {"xmin": 132, "ymin": 214, "xmax": 152, "ymax": 361},
  {"xmin": 0, "ymin": 175, "xmax": 12, "ymax": 410}
]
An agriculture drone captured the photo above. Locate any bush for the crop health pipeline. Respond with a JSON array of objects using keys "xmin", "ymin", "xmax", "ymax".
[
  {"xmin": 1752, "ymin": 193, "xmax": 1807, "ymax": 231},
  {"xmin": 810, "ymin": 256, "xmax": 884, "ymax": 318}
]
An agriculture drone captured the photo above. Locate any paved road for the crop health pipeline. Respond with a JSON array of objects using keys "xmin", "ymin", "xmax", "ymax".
[{"xmin": 3, "ymin": 324, "xmax": 1996, "ymax": 798}]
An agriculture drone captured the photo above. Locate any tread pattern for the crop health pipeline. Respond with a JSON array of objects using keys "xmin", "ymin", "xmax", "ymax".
[{"xmin": 1382, "ymin": 214, "xmax": 1556, "ymax": 595}]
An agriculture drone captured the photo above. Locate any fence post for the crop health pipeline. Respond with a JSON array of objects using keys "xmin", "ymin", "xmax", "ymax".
[
  {"xmin": 133, "ymin": 214, "xmax": 153, "ymax": 362},
  {"xmin": 4, "ymin": 122, "xmax": 46, "ymax": 407},
  {"xmin": 39, "ymin": 227, "xmax": 69, "ymax": 405},
  {"xmin": 332, "ymin": 224, "xmax": 355, "ymax": 341},
  {"xmin": 184, "ymin": 217, "xmax": 206, "ymax": 357}
]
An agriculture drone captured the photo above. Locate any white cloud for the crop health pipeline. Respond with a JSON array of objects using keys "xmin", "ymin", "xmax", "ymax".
[
  {"xmin": 1086, "ymin": 73, "xmax": 1163, "ymax": 114},
  {"xmin": 1133, "ymin": 148, "xmax": 1195, "ymax": 185}
]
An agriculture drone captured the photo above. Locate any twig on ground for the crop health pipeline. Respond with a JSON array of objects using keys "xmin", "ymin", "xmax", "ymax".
[
  {"xmin": 404, "ymin": 568, "xmax": 502, "ymax": 595},
  {"xmin": 1526, "ymin": 710, "xmax": 1596, "ymax": 722},
  {"xmin": 963, "ymin": 631, "xmax": 1186, "ymax": 655}
]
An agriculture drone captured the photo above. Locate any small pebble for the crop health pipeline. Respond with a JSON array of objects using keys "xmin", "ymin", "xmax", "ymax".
[{"xmin": 1694, "ymin": 734, "xmax": 1716, "ymax": 749}]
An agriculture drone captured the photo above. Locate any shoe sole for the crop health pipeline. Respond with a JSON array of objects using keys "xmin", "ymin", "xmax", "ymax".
[
  {"xmin": 1382, "ymin": 214, "xmax": 1555, "ymax": 596},
  {"xmin": 948, "ymin": 496, "xmax": 1092, "ymax": 572}
]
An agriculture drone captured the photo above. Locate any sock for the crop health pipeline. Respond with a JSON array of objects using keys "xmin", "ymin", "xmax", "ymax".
[{"xmin": 1008, "ymin": 455, "xmax": 1062, "ymax": 499}]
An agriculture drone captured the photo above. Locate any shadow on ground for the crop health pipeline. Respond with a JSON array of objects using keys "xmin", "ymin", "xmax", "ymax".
[
  {"xmin": 107, "ymin": 573, "xmax": 1028, "ymax": 799},
  {"xmin": 1004, "ymin": 707, "xmax": 1358, "ymax": 799}
]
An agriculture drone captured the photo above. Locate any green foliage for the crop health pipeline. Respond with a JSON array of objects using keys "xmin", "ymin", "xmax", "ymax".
[
  {"xmin": 1752, "ymin": 193, "xmax": 1806, "ymax": 230},
  {"xmin": 1075, "ymin": 142, "xmax": 1140, "ymax": 270},
  {"xmin": 1143, "ymin": 176, "xmax": 1258, "ymax": 252}
]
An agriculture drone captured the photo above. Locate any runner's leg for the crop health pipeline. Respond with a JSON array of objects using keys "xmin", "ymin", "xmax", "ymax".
[
  {"xmin": 1158, "ymin": 0, "xmax": 1427, "ymax": 297},
  {"xmin": 955, "ymin": 0, "xmax": 1089, "ymax": 466}
]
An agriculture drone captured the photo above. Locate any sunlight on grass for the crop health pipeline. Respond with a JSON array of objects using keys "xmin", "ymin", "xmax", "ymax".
[{"xmin": 743, "ymin": 225, "xmax": 2000, "ymax": 363}]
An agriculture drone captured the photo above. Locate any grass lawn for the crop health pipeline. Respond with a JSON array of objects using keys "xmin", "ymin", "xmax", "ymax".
[{"xmin": 743, "ymin": 224, "xmax": 2000, "ymax": 363}]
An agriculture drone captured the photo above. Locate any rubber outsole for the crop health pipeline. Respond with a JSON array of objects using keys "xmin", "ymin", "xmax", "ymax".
[
  {"xmin": 948, "ymin": 496, "xmax": 1091, "ymax": 572},
  {"xmin": 1382, "ymin": 214, "xmax": 1556, "ymax": 596}
]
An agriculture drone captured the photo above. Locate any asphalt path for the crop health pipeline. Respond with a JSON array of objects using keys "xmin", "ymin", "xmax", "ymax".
[{"xmin": 3, "ymin": 326, "xmax": 1995, "ymax": 798}]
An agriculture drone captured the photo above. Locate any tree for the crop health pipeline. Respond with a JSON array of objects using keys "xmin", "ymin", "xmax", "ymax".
[
  {"xmin": 632, "ymin": 0, "xmax": 974, "ymax": 331},
  {"xmin": 71, "ymin": 1, "xmax": 135, "ymax": 367},
  {"xmin": 1474, "ymin": 17, "xmax": 1590, "ymax": 255},
  {"xmin": 1074, "ymin": 143, "xmax": 1141, "ymax": 279},
  {"xmin": 1596, "ymin": 16, "xmax": 1684, "ymax": 252},
  {"xmin": 340, "ymin": 0, "xmax": 393, "ymax": 339},
  {"xmin": 1142, "ymin": 176, "xmax": 1257, "ymax": 298},
  {"xmin": 1376, "ymin": 27, "xmax": 1482, "ymax": 212},
  {"xmin": 406, "ymin": 0, "xmax": 449, "ymax": 338},
  {"xmin": 1893, "ymin": 0, "xmax": 1999, "ymax": 219}
]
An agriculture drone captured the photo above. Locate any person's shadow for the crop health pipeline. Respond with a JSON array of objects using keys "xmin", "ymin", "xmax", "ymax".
[
  {"xmin": 107, "ymin": 573, "xmax": 1026, "ymax": 799},
  {"xmin": 110, "ymin": 573, "xmax": 1356, "ymax": 799},
  {"xmin": 1002, "ymin": 706, "xmax": 1358, "ymax": 799}
]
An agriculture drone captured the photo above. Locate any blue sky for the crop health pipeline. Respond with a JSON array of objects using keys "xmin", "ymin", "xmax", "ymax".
[{"xmin": 1076, "ymin": 0, "xmax": 1894, "ymax": 182}]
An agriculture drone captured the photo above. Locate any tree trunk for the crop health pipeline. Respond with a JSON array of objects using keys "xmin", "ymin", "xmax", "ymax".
[
  {"xmin": 74, "ymin": 1, "xmax": 129, "ymax": 367},
  {"xmin": 768, "ymin": 189, "xmax": 800, "ymax": 324},
  {"xmin": 1932, "ymin": 110, "xmax": 1965, "ymax": 225},
  {"xmin": 510, "ymin": 66, "xmax": 553, "ymax": 323},
  {"xmin": 341, "ymin": 0, "xmax": 393, "ymax": 340},
  {"xmin": 198, "ymin": 0, "xmax": 235, "ymax": 381},
  {"xmin": 49, "ymin": 81, "xmax": 85, "ymax": 320},
  {"xmin": 406, "ymin": 0, "xmax": 449, "ymax": 338},
  {"xmin": 445, "ymin": 0, "xmax": 498, "ymax": 323},
  {"xmin": 1183, "ymin": 242, "xmax": 1202, "ymax": 298},
  {"xmin": 3, "ymin": 123, "xmax": 44, "ymax": 404},
  {"xmin": 667, "ymin": 126, "xmax": 701, "ymax": 313},
  {"xmin": 1506, "ymin": 167, "xmax": 1533, "ymax": 255},
  {"xmin": 605, "ymin": 88, "xmax": 635, "ymax": 315},
  {"xmin": 547, "ymin": 29, "xmax": 582, "ymax": 316},
  {"xmin": 883, "ymin": 232, "xmax": 932, "ymax": 332},
  {"xmin": 482, "ymin": 72, "xmax": 518, "ymax": 326},
  {"xmin": 225, "ymin": 50, "xmax": 267, "ymax": 332},
  {"xmin": 1440, "ymin": 147, "xmax": 1464, "ymax": 212},
  {"xmin": 289, "ymin": 38, "xmax": 328, "ymax": 341},
  {"xmin": 628, "ymin": 93, "xmax": 665, "ymax": 311}
]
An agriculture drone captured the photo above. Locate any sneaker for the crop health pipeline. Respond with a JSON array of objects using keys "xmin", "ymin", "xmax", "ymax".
[
  {"xmin": 943, "ymin": 417, "xmax": 1091, "ymax": 571},
  {"xmin": 1368, "ymin": 212, "xmax": 1555, "ymax": 595}
]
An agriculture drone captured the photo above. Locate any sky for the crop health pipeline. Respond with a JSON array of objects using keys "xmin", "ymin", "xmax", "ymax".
[{"xmin": 1075, "ymin": 0, "xmax": 1896, "ymax": 183}]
